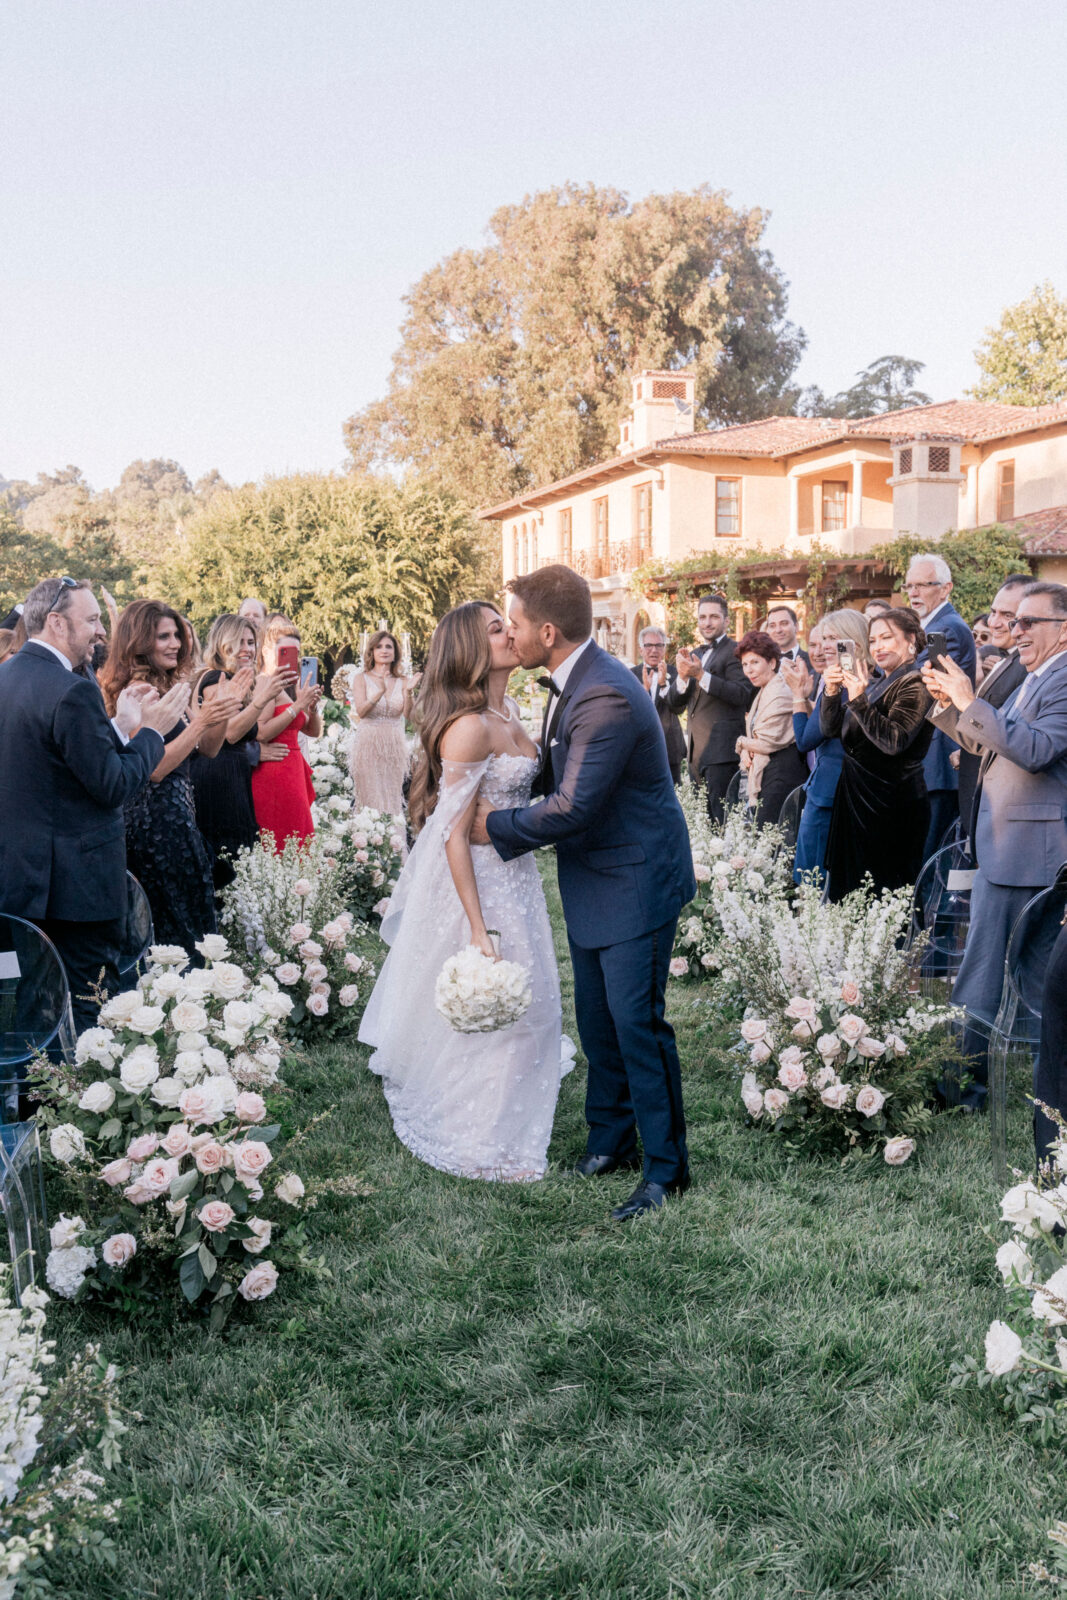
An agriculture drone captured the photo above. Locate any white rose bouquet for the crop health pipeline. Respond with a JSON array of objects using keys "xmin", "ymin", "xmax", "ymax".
[
  {"xmin": 31, "ymin": 940, "xmax": 309, "ymax": 1327},
  {"xmin": 951, "ymin": 1111, "xmax": 1067, "ymax": 1442},
  {"xmin": 434, "ymin": 946, "xmax": 533, "ymax": 1034}
]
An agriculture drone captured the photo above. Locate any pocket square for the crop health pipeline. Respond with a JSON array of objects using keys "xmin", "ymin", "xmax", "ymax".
[{"xmin": 550, "ymin": 738, "xmax": 559, "ymax": 748}]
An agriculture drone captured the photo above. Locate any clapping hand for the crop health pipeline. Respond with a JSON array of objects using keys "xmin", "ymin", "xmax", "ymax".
[
  {"xmin": 198, "ymin": 690, "xmax": 239, "ymax": 729},
  {"xmin": 253, "ymin": 668, "xmax": 290, "ymax": 710},
  {"xmin": 922, "ymin": 655, "xmax": 974, "ymax": 712},
  {"xmin": 140, "ymin": 681, "xmax": 191, "ymax": 736},
  {"xmin": 229, "ymin": 665, "xmax": 256, "ymax": 702},
  {"xmin": 114, "ymin": 681, "xmax": 157, "ymax": 737},
  {"xmin": 781, "ymin": 657, "xmax": 814, "ymax": 699},
  {"xmin": 674, "ymin": 648, "xmax": 701, "ymax": 682},
  {"xmin": 293, "ymin": 682, "xmax": 323, "ymax": 715}
]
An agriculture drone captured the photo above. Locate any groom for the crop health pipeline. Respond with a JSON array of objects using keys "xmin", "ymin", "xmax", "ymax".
[{"xmin": 471, "ymin": 565, "xmax": 696, "ymax": 1220}]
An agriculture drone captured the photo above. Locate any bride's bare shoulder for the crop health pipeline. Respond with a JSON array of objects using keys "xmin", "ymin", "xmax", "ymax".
[{"xmin": 439, "ymin": 713, "xmax": 492, "ymax": 763}]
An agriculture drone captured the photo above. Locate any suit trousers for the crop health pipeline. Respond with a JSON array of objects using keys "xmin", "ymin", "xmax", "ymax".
[
  {"xmin": 948, "ymin": 873, "xmax": 1056, "ymax": 1108},
  {"xmin": 1034, "ymin": 920, "xmax": 1067, "ymax": 1165},
  {"xmin": 39, "ymin": 916, "xmax": 125, "ymax": 1037},
  {"xmin": 702, "ymin": 762, "xmax": 738, "ymax": 825},
  {"xmin": 793, "ymin": 799, "xmax": 832, "ymax": 885},
  {"xmin": 923, "ymin": 789, "xmax": 959, "ymax": 863},
  {"xmin": 569, "ymin": 917, "xmax": 688, "ymax": 1186}
]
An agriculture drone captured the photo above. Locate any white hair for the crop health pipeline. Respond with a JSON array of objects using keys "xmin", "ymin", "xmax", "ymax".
[
  {"xmin": 906, "ymin": 553, "xmax": 951, "ymax": 585},
  {"xmin": 638, "ymin": 625, "xmax": 667, "ymax": 645}
]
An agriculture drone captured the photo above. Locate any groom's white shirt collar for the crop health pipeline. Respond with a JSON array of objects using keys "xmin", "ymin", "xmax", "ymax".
[{"xmin": 548, "ymin": 636, "xmax": 593, "ymax": 701}]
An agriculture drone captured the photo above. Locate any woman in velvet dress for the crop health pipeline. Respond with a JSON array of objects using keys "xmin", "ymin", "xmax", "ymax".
[
  {"xmin": 100, "ymin": 600, "xmax": 235, "ymax": 953},
  {"xmin": 819, "ymin": 607, "xmax": 934, "ymax": 902}
]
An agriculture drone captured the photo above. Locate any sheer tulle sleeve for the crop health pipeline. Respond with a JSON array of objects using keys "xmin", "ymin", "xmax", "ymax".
[{"xmin": 378, "ymin": 759, "xmax": 489, "ymax": 945}]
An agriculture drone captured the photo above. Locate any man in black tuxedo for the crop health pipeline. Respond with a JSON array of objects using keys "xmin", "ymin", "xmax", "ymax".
[
  {"xmin": 667, "ymin": 592, "xmax": 755, "ymax": 820},
  {"xmin": 765, "ymin": 605, "xmax": 811, "ymax": 670},
  {"xmin": 955, "ymin": 574, "xmax": 1031, "ymax": 851},
  {"xmin": 0, "ymin": 578, "xmax": 188, "ymax": 1031},
  {"xmin": 630, "ymin": 625, "xmax": 685, "ymax": 783}
]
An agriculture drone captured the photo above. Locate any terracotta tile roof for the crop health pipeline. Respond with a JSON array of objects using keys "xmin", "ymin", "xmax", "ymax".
[
  {"xmin": 658, "ymin": 415, "xmax": 850, "ymax": 456},
  {"xmin": 1004, "ymin": 504, "xmax": 1067, "ymax": 555},
  {"xmin": 847, "ymin": 398, "xmax": 1067, "ymax": 443}
]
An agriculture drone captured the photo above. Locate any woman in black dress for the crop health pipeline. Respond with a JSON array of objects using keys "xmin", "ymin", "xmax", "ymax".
[
  {"xmin": 191, "ymin": 615, "xmax": 292, "ymax": 891},
  {"xmin": 820, "ymin": 607, "xmax": 933, "ymax": 902},
  {"xmin": 100, "ymin": 600, "xmax": 234, "ymax": 954}
]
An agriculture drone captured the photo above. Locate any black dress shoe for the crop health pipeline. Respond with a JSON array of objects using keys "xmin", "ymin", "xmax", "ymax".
[
  {"xmin": 610, "ymin": 1175, "xmax": 690, "ymax": 1221},
  {"xmin": 570, "ymin": 1152, "xmax": 641, "ymax": 1178}
]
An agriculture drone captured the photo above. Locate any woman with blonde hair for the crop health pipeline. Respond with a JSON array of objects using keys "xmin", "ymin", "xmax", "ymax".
[
  {"xmin": 359, "ymin": 601, "xmax": 568, "ymax": 1183},
  {"xmin": 251, "ymin": 614, "xmax": 322, "ymax": 848},
  {"xmin": 348, "ymin": 628, "xmax": 421, "ymax": 815},
  {"xmin": 99, "ymin": 598, "xmax": 235, "ymax": 952},
  {"xmin": 190, "ymin": 614, "xmax": 292, "ymax": 889},
  {"xmin": 783, "ymin": 608, "xmax": 871, "ymax": 882}
]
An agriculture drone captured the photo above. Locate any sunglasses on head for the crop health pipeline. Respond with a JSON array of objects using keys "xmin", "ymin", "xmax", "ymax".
[{"xmin": 46, "ymin": 576, "xmax": 79, "ymax": 615}]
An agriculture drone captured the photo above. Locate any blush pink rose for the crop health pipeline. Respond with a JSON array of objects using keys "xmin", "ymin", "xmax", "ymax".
[
  {"xmin": 306, "ymin": 993, "xmax": 329, "ymax": 1017},
  {"xmin": 100, "ymin": 1157, "xmax": 133, "ymax": 1187},
  {"xmin": 854, "ymin": 1036, "xmax": 886, "ymax": 1060},
  {"xmin": 101, "ymin": 1232, "xmax": 137, "ymax": 1268},
  {"xmin": 238, "ymin": 1260, "xmax": 278, "ymax": 1300},
  {"xmin": 199, "ymin": 1199, "xmax": 236, "ymax": 1233},
  {"xmin": 883, "ymin": 1136, "xmax": 916, "ymax": 1166},
  {"xmin": 140, "ymin": 1157, "xmax": 179, "ymax": 1196},
  {"xmin": 235, "ymin": 1092, "xmax": 267, "ymax": 1123},
  {"xmin": 855, "ymin": 1085, "xmax": 886, "ymax": 1116},
  {"xmin": 740, "ymin": 1019, "xmax": 769, "ymax": 1043},
  {"xmin": 840, "ymin": 979, "xmax": 861, "ymax": 1004},
  {"xmin": 288, "ymin": 923, "xmax": 312, "ymax": 944},
  {"xmin": 123, "ymin": 1178, "xmax": 156, "ymax": 1205},
  {"xmin": 195, "ymin": 1142, "xmax": 228, "ymax": 1174},
  {"xmin": 784, "ymin": 997, "xmax": 819, "ymax": 1022},
  {"xmin": 232, "ymin": 1140, "xmax": 272, "ymax": 1181},
  {"xmin": 837, "ymin": 1013, "xmax": 867, "ymax": 1045},
  {"xmin": 763, "ymin": 1088, "xmax": 790, "ymax": 1118},
  {"xmin": 161, "ymin": 1124, "xmax": 194, "ymax": 1158},
  {"xmin": 127, "ymin": 1133, "xmax": 160, "ymax": 1162},
  {"xmin": 820, "ymin": 1082, "xmax": 851, "ymax": 1110},
  {"xmin": 778, "ymin": 1062, "xmax": 808, "ymax": 1091},
  {"xmin": 242, "ymin": 1217, "xmax": 272, "ymax": 1254},
  {"xmin": 749, "ymin": 1039, "xmax": 772, "ymax": 1064},
  {"xmin": 293, "ymin": 878, "xmax": 312, "ymax": 897}
]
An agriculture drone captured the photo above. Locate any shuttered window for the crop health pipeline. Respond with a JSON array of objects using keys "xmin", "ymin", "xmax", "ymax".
[
  {"xmin": 715, "ymin": 478, "xmax": 740, "ymax": 537},
  {"xmin": 997, "ymin": 460, "xmax": 1015, "ymax": 522}
]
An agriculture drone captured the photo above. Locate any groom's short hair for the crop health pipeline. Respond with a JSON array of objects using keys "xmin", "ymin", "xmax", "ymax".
[{"xmin": 508, "ymin": 565, "xmax": 593, "ymax": 643}]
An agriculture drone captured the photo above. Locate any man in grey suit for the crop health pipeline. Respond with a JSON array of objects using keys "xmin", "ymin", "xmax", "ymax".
[
  {"xmin": 631, "ymin": 625, "xmax": 686, "ymax": 784},
  {"xmin": 923, "ymin": 580, "xmax": 1067, "ymax": 1108},
  {"xmin": 667, "ymin": 592, "xmax": 755, "ymax": 820},
  {"xmin": 955, "ymin": 574, "xmax": 1031, "ymax": 849}
]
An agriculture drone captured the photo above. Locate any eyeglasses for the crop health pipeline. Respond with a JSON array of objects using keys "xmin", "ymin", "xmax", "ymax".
[
  {"xmin": 906, "ymin": 579, "xmax": 944, "ymax": 589},
  {"xmin": 46, "ymin": 576, "xmax": 79, "ymax": 615},
  {"xmin": 1010, "ymin": 615, "xmax": 1065, "ymax": 633}
]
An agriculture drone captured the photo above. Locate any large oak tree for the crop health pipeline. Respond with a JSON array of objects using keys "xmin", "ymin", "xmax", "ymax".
[
  {"xmin": 344, "ymin": 183, "xmax": 806, "ymax": 506},
  {"xmin": 969, "ymin": 281, "xmax": 1067, "ymax": 406}
]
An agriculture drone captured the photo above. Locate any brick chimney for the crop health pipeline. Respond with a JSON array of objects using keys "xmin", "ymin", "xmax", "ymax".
[
  {"xmin": 889, "ymin": 434, "xmax": 965, "ymax": 539},
  {"xmin": 619, "ymin": 369, "xmax": 696, "ymax": 451}
]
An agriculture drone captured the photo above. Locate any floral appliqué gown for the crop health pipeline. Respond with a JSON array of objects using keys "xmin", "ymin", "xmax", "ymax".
[{"xmin": 358, "ymin": 753, "xmax": 572, "ymax": 1181}]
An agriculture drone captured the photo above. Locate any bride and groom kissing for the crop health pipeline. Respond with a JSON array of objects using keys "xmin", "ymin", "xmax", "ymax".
[{"xmin": 358, "ymin": 565, "xmax": 696, "ymax": 1220}]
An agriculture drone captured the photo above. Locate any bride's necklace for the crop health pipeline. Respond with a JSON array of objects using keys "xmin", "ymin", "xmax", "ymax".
[{"xmin": 485, "ymin": 702, "xmax": 514, "ymax": 724}]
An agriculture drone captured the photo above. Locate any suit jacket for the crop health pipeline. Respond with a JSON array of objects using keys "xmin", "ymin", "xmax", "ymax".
[
  {"xmin": 793, "ymin": 686, "xmax": 844, "ymax": 808},
  {"xmin": 630, "ymin": 662, "xmax": 686, "ymax": 769},
  {"xmin": 0, "ymin": 641, "xmax": 164, "ymax": 920},
  {"xmin": 931, "ymin": 649, "xmax": 1067, "ymax": 887},
  {"xmin": 666, "ymin": 635, "xmax": 756, "ymax": 778},
  {"xmin": 920, "ymin": 603, "xmax": 977, "ymax": 793},
  {"xmin": 487, "ymin": 644, "xmax": 696, "ymax": 949},
  {"xmin": 955, "ymin": 649, "xmax": 1026, "ymax": 844}
]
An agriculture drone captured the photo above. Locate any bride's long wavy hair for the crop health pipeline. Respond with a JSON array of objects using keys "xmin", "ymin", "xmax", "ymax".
[{"xmin": 408, "ymin": 601, "xmax": 499, "ymax": 834}]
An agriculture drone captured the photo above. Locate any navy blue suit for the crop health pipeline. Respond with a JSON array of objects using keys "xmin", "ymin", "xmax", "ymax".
[
  {"xmin": 919, "ymin": 603, "xmax": 976, "ymax": 858},
  {"xmin": 487, "ymin": 643, "xmax": 695, "ymax": 1185},
  {"xmin": 0, "ymin": 641, "xmax": 164, "ymax": 1030},
  {"xmin": 791, "ymin": 687, "xmax": 844, "ymax": 882}
]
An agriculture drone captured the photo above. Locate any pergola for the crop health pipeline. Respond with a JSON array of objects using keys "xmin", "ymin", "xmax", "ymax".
[{"xmin": 647, "ymin": 555, "xmax": 896, "ymax": 620}]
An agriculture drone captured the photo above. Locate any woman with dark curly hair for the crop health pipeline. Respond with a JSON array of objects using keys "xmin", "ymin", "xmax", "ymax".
[
  {"xmin": 734, "ymin": 630, "xmax": 808, "ymax": 827},
  {"xmin": 820, "ymin": 605, "xmax": 934, "ymax": 901},
  {"xmin": 100, "ymin": 599, "xmax": 234, "ymax": 952}
]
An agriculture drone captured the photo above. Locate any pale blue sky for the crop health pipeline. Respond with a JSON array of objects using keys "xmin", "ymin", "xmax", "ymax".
[{"xmin": 2, "ymin": 0, "xmax": 1065, "ymax": 490}]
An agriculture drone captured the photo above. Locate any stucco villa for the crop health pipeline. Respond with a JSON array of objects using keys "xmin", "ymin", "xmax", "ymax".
[{"xmin": 478, "ymin": 369, "xmax": 1067, "ymax": 654}]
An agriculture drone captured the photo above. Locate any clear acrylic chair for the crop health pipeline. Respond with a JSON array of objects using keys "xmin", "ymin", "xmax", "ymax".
[
  {"xmin": 723, "ymin": 769, "xmax": 745, "ymax": 810},
  {"xmin": 117, "ymin": 872, "xmax": 154, "ymax": 981},
  {"xmin": 775, "ymin": 784, "xmax": 806, "ymax": 855},
  {"xmin": 989, "ymin": 876, "xmax": 1067, "ymax": 1184},
  {"xmin": 0, "ymin": 1122, "xmax": 47, "ymax": 1301},
  {"xmin": 908, "ymin": 838, "xmax": 975, "ymax": 1000},
  {"xmin": 0, "ymin": 914, "xmax": 76, "ymax": 1119}
]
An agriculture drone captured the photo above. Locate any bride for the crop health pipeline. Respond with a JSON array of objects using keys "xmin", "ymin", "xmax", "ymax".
[{"xmin": 358, "ymin": 600, "xmax": 569, "ymax": 1181}]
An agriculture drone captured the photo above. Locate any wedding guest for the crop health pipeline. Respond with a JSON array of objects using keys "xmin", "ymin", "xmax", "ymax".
[
  {"xmin": 348, "ymin": 629, "xmax": 420, "ymax": 815},
  {"xmin": 764, "ymin": 605, "xmax": 810, "ymax": 668},
  {"xmin": 864, "ymin": 598, "xmax": 892, "ymax": 622},
  {"xmin": 972, "ymin": 613, "xmax": 993, "ymax": 649},
  {"xmin": 631, "ymin": 626, "xmax": 685, "ymax": 783},
  {"xmin": 955, "ymin": 576, "xmax": 1030, "ymax": 846},
  {"xmin": 0, "ymin": 579, "xmax": 188, "ymax": 1027},
  {"xmin": 821, "ymin": 607, "xmax": 933, "ymax": 901},
  {"xmin": 904, "ymin": 555, "xmax": 976, "ymax": 858},
  {"xmin": 734, "ymin": 631, "xmax": 808, "ymax": 828},
  {"xmin": 0, "ymin": 629, "xmax": 16, "ymax": 664},
  {"xmin": 238, "ymin": 596, "xmax": 268, "ymax": 633},
  {"xmin": 100, "ymin": 599, "xmax": 234, "ymax": 954},
  {"xmin": 181, "ymin": 616, "xmax": 204, "ymax": 675},
  {"xmin": 190, "ymin": 615, "xmax": 292, "ymax": 889},
  {"xmin": 924, "ymin": 581, "xmax": 1067, "ymax": 1110},
  {"xmin": 252, "ymin": 615, "xmax": 322, "ymax": 848},
  {"xmin": 785, "ymin": 610, "xmax": 870, "ymax": 882},
  {"xmin": 668, "ymin": 593, "xmax": 755, "ymax": 820}
]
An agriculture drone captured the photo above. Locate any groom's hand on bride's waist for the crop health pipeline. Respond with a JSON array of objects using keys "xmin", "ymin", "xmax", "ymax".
[{"xmin": 470, "ymin": 799, "xmax": 495, "ymax": 846}]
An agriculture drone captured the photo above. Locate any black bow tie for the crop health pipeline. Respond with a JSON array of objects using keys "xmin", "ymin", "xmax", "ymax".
[{"xmin": 537, "ymin": 675, "xmax": 560, "ymax": 695}]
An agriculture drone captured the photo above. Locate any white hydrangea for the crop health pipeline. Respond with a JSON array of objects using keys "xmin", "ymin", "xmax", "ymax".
[{"xmin": 44, "ymin": 1244, "xmax": 96, "ymax": 1299}]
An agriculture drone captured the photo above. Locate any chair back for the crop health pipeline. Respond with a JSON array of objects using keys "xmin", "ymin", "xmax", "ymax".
[
  {"xmin": 776, "ymin": 785, "xmax": 806, "ymax": 853},
  {"xmin": 908, "ymin": 839, "xmax": 974, "ymax": 997},
  {"xmin": 723, "ymin": 769, "xmax": 745, "ymax": 810},
  {"xmin": 0, "ymin": 915, "xmax": 75, "ymax": 1117},
  {"xmin": 118, "ymin": 872, "xmax": 154, "ymax": 980},
  {"xmin": 0, "ymin": 1122, "xmax": 47, "ymax": 1301}
]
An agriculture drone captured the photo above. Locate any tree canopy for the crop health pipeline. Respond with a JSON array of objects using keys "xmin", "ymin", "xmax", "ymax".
[
  {"xmin": 969, "ymin": 281, "xmax": 1067, "ymax": 406},
  {"xmin": 344, "ymin": 183, "xmax": 806, "ymax": 507},
  {"xmin": 797, "ymin": 355, "xmax": 932, "ymax": 419},
  {"xmin": 165, "ymin": 473, "xmax": 492, "ymax": 670}
]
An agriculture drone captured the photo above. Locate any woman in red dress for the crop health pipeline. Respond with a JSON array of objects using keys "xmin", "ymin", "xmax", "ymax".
[{"xmin": 251, "ymin": 616, "xmax": 323, "ymax": 849}]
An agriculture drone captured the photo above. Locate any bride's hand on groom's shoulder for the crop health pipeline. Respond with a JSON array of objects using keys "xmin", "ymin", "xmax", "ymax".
[{"xmin": 469, "ymin": 799, "xmax": 494, "ymax": 846}]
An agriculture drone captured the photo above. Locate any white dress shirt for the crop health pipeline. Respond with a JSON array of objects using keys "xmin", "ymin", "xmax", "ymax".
[
  {"xmin": 698, "ymin": 634, "xmax": 729, "ymax": 696},
  {"xmin": 33, "ymin": 637, "xmax": 131, "ymax": 744},
  {"xmin": 542, "ymin": 636, "xmax": 594, "ymax": 730}
]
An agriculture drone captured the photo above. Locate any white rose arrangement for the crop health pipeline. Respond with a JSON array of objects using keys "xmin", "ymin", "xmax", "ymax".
[
  {"xmin": 434, "ymin": 946, "xmax": 533, "ymax": 1035},
  {"xmin": 219, "ymin": 832, "xmax": 379, "ymax": 1038},
  {"xmin": 32, "ymin": 941, "xmax": 310, "ymax": 1328}
]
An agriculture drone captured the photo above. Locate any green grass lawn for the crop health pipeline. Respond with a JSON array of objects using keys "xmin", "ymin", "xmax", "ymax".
[{"xmin": 49, "ymin": 869, "xmax": 1059, "ymax": 1599}]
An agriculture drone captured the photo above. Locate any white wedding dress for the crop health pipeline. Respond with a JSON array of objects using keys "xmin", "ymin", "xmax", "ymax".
[{"xmin": 358, "ymin": 753, "xmax": 572, "ymax": 1181}]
